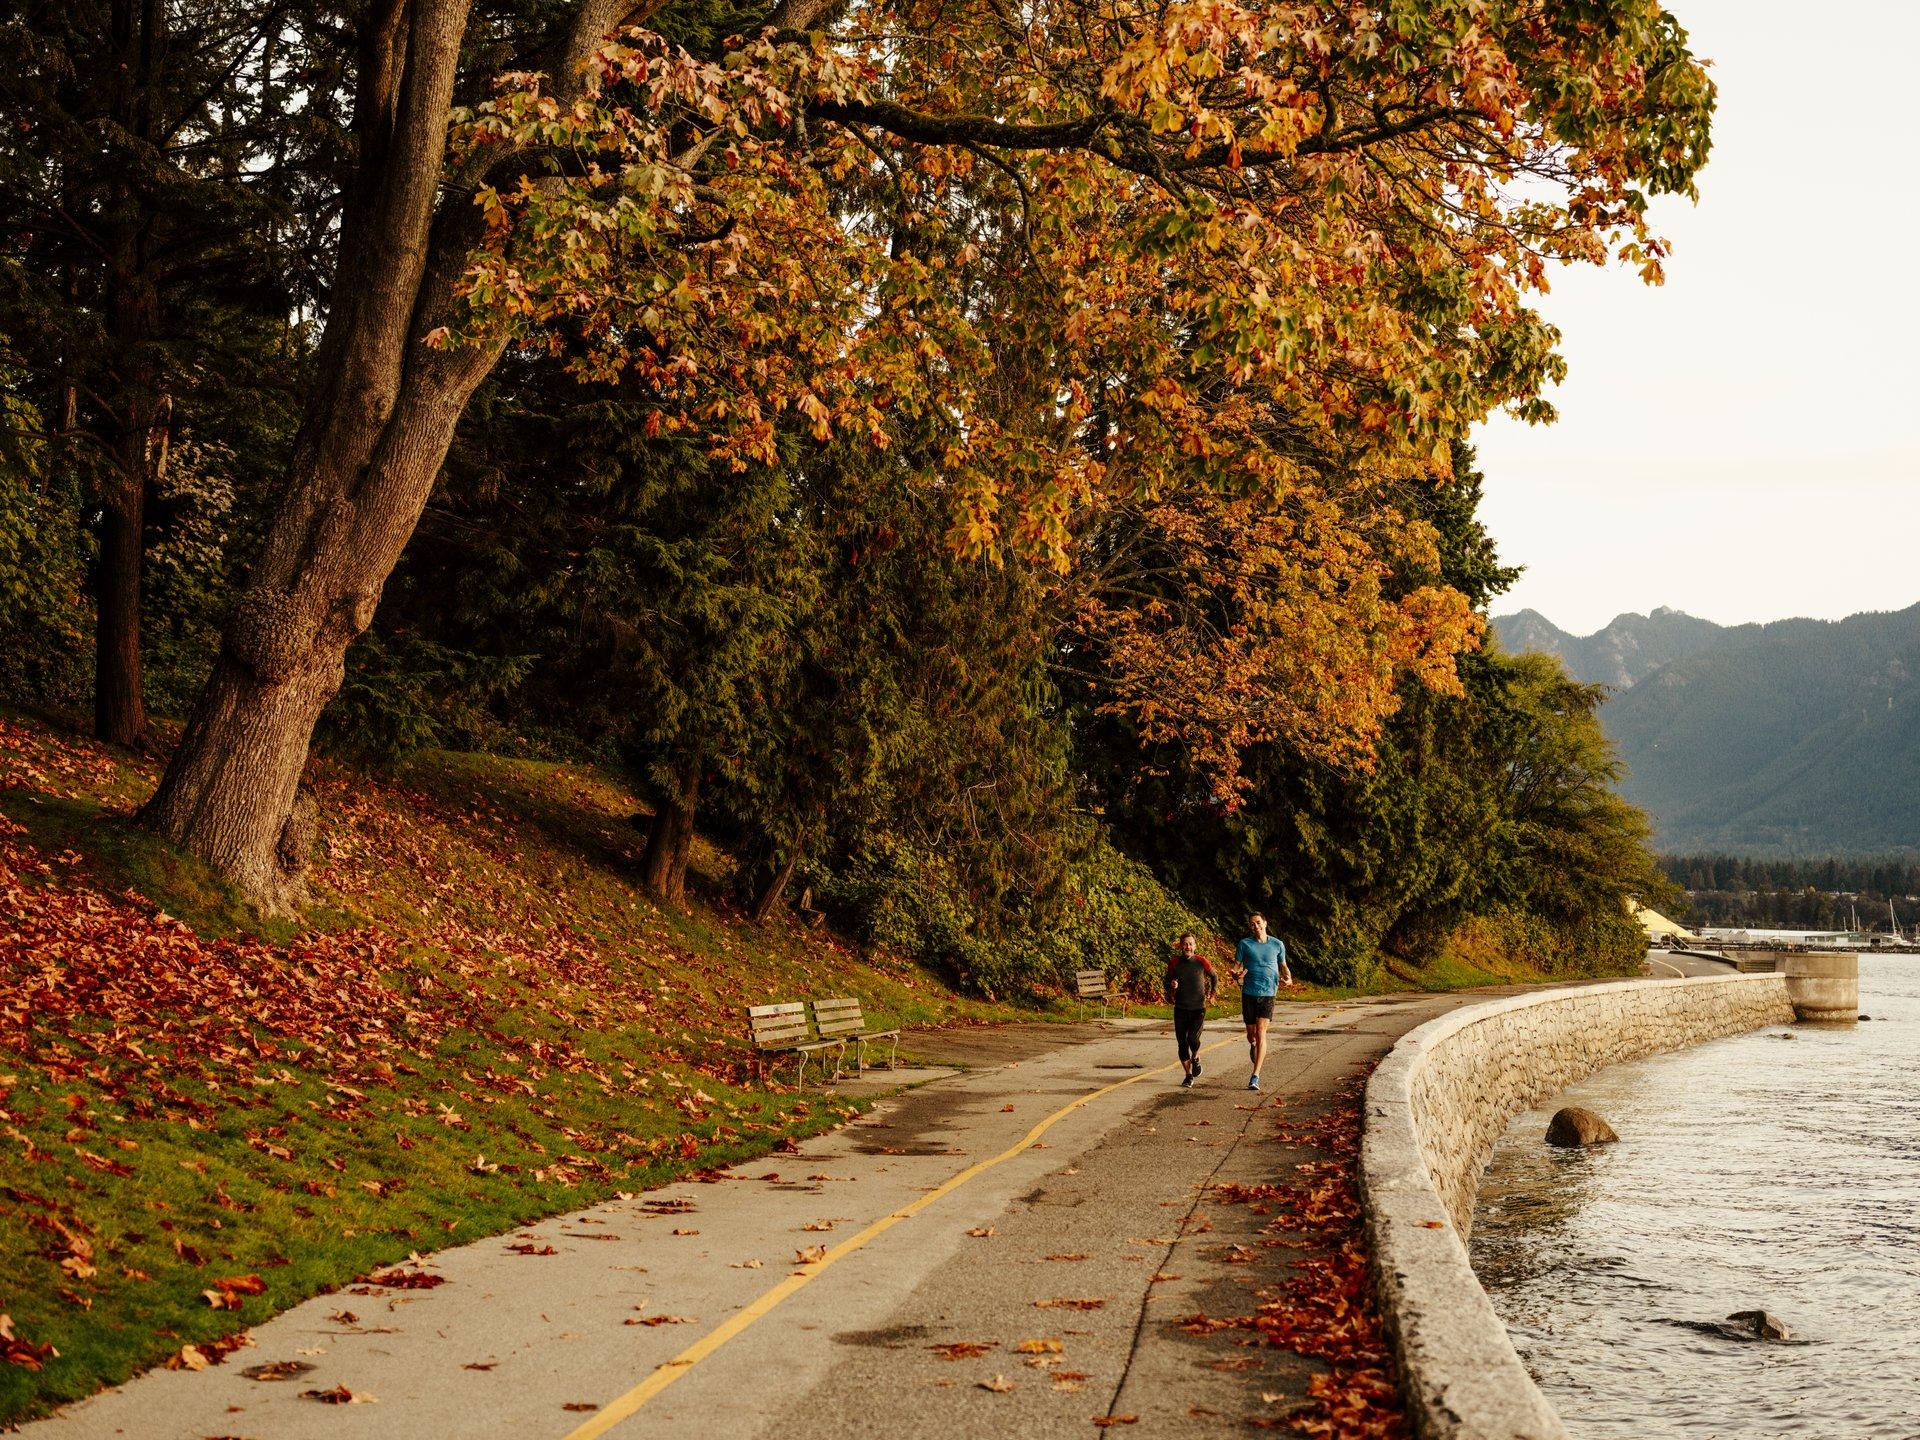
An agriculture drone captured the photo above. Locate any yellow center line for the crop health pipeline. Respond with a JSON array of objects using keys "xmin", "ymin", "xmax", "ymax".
[{"xmin": 561, "ymin": 1033, "xmax": 1243, "ymax": 1439}]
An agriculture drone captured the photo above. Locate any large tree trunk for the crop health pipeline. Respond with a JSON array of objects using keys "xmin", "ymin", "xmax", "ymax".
[
  {"xmin": 639, "ymin": 761, "xmax": 700, "ymax": 906},
  {"xmin": 748, "ymin": 852, "xmax": 798, "ymax": 925},
  {"xmin": 139, "ymin": 0, "xmax": 630, "ymax": 913}
]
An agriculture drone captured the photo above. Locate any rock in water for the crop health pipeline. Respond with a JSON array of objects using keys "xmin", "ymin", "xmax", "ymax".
[
  {"xmin": 1726, "ymin": 1310, "xmax": 1791, "ymax": 1341},
  {"xmin": 1545, "ymin": 1106, "xmax": 1619, "ymax": 1148}
]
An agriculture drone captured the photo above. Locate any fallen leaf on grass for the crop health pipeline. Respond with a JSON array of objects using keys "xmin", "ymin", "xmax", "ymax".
[
  {"xmin": 927, "ymin": 1341, "xmax": 993, "ymax": 1360},
  {"xmin": 241, "ymin": 1360, "xmax": 315, "ymax": 1382},
  {"xmin": 977, "ymin": 1374, "xmax": 1015, "ymax": 1393},
  {"xmin": 201, "ymin": 1273, "xmax": 269, "ymax": 1310},
  {"xmin": 1014, "ymin": 1338, "xmax": 1062, "ymax": 1355}
]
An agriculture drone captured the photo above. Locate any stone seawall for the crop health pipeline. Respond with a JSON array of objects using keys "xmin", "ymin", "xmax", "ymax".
[{"xmin": 1360, "ymin": 974, "xmax": 1794, "ymax": 1440}]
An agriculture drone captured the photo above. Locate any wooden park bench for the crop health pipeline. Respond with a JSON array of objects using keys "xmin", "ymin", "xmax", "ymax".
[
  {"xmin": 746, "ymin": 1002, "xmax": 845, "ymax": 1086},
  {"xmin": 1076, "ymin": 968, "xmax": 1127, "ymax": 1019},
  {"xmin": 811, "ymin": 997, "xmax": 901, "ymax": 1072}
]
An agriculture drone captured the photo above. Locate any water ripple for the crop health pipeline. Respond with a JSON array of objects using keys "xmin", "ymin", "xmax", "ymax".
[{"xmin": 1469, "ymin": 957, "xmax": 1920, "ymax": 1439}]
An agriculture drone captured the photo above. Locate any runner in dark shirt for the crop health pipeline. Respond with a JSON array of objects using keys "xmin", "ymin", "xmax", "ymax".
[{"xmin": 1164, "ymin": 932, "xmax": 1218, "ymax": 1088}]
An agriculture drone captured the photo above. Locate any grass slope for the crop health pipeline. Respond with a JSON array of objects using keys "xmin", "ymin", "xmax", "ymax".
[{"xmin": 0, "ymin": 712, "xmax": 1028, "ymax": 1421}]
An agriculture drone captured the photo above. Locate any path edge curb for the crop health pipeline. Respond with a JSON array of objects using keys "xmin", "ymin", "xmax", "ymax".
[{"xmin": 1358, "ymin": 973, "xmax": 1794, "ymax": 1440}]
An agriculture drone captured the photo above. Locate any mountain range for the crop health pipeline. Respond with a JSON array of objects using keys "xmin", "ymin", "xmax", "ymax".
[{"xmin": 1491, "ymin": 604, "xmax": 1920, "ymax": 856}]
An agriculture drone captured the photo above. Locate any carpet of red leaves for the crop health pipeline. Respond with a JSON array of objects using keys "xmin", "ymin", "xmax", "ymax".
[{"xmin": 1187, "ymin": 1072, "xmax": 1412, "ymax": 1439}]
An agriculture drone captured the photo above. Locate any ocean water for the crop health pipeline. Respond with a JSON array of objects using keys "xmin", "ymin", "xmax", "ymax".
[{"xmin": 1469, "ymin": 957, "xmax": 1920, "ymax": 1439}]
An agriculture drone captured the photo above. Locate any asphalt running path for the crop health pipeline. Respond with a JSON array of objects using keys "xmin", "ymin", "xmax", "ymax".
[{"xmin": 27, "ymin": 992, "xmax": 1528, "ymax": 1439}]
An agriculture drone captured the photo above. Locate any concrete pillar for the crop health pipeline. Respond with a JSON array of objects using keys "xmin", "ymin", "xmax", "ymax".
[{"xmin": 1783, "ymin": 953, "xmax": 1859, "ymax": 1023}]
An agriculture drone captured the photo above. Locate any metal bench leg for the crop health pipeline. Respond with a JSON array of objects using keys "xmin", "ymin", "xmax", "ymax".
[{"xmin": 886, "ymin": 1033, "xmax": 899, "ymax": 1069}]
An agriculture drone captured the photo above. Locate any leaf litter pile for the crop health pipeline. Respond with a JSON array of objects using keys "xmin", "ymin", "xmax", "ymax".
[
  {"xmin": 0, "ymin": 716, "xmax": 1007, "ymax": 1421},
  {"xmin": 1180, "ymin": 1072, "xmax": 1412, "ymax": 1439}
]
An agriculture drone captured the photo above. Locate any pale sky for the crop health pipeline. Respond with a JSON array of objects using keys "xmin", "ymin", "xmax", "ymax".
[{"xmin": 1474, "ymin": 0, "xmax": 1920, "ymax": 635}]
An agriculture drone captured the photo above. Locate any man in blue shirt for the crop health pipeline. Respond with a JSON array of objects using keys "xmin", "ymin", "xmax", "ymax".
[{"xmin": 1233, "ymin": 912, "xmax": 1294, "ymax": 1091}]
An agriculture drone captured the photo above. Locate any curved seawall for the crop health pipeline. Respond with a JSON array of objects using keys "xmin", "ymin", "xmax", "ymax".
[{"xmin": 1359, "ymin": 974, "xmax": 1795, "ymax": 1440}]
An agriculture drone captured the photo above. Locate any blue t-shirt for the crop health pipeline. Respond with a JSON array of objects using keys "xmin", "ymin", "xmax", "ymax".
[{"xmin": 1236, "ymin": 936, "xmax": 1287, "ymax": 997}]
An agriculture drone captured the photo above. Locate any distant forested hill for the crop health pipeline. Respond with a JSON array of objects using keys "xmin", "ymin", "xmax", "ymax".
[
  {"xmin": 1495, "ymin": 604, "xmax": 1920, "ymax": 855},
  {"xmin": 1490, "ymin": 606, "xmax": 1732, "ymax": 689}
]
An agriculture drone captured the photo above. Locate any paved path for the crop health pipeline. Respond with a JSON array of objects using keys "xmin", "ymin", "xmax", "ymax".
[
  {"xmin": 27, "ymin": 992, "xmax": 1522, "ymax": 1439},
  {"xmin": 1645, "ymin": 948, "xmax": 1736, "ymax": 979}
]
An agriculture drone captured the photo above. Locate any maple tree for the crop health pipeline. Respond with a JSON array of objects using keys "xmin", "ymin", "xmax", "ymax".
[{"xmin": 79, "ymin": 0, "xmax": 1714, "ymax": 912}]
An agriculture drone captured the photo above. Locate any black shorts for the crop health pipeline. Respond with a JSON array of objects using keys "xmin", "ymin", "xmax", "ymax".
[{"xmin": 1241, "ymin": 995, "xmax": 1275, "ymax": 1025}]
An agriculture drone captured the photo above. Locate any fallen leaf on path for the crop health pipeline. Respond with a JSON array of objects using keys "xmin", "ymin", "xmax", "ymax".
[
  {"xmin": 1001, "ymin": 1105, "xmax": 1015, "ymax": 1112},
  {"xmin": 964, "ymin": 1226, "xmax": 995, "ymax": 1238},
  {"xmin": 800, "ymin": 1221, "xmax": 833, "ymax": 1232},
  {"xmin": 326, "ymin": 1310, "xmax": 359, "ymax": 1326},
  {"xmin": 977, "ymin": 1374, "xmax": 1015, "ymax": 1393},
  {"xmin": 508, "ymin": 1242, "xmax": 559, "ymax": 1256},
  {"xmin": 463, "ymin": 1362, "xmax": 497, "ymax": 1371},
  {"xmin": 1417, "ymin": 1220, "xmax": 1445, "ymax": 1229},
  {"xmin": 1043, "ymin": 1253, "xmax": 1088, "ymax": 1262},
  {"xmin": 628, "ymin": 1315, "xmax": 690, "ymax": 1326},
  {"xmin": 242, "ymin": 1360, "xmax": 315, "ymax": 1382},
  {"xmin": 1034, "ymin": 1298, "xmax": 1105, "ymax": 1309},
  {"xmin": 365, "ymin": 1266, "xmax": 445, "ymax": 1289},
  {"xmin": 730, "ymin": 1258, "xmax": 764, "ymax": 1269},
  {"xmin": 1093, "ymin": 1416, "xmax": 1138, "ymax": 1427},
  {"xmin": 927, "ymin": 1342, "xmax": 993, "ymax": 1360},
  {"xmin": 794, "ymin": 1245, "xmax": 827, "ymax": 1264},
  {"xmin": 562, "ymin": 1402, "xmax": 597, "ymax": 1412},
  {"xmin": 301, "ymin": 1384, "xmax": 363, "ymax": 1404},
  {"xmin": 1149, "ymin": 1273, "xmax": 1181, "ymax": 1283},
  {"xmin": 671, "ymin": 1228, "xmax": 700, "ymax": 1237},
  {"xmin": 1014, "ymin": 1338, "xmax": 1062, "ymax": 1354}
]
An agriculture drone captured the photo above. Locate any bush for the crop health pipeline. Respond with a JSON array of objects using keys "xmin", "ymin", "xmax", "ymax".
[{"xmin": 817, "ymin": 828, "xmax": 1210, "ymax": 1001}]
